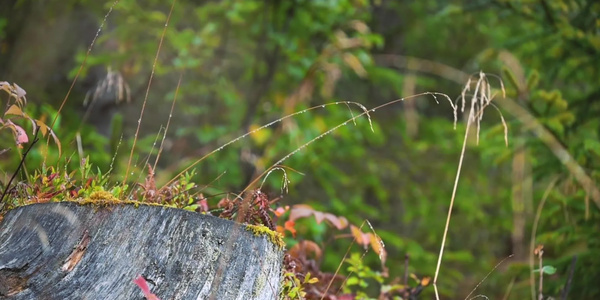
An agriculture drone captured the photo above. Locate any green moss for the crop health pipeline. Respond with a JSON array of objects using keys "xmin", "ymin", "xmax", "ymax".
[
  {"xmin": 75, "ymin": 191, "xmax": 165, "ymax": 208},
  {"xmin": 245, "ymin": 224, "xmax": 285, "ymax": 250}
]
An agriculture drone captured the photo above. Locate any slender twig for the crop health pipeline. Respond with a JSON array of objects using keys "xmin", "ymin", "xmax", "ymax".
[
  {"xmin": 153, "ymin": 72, "xmax": 183, "ymax": 171},
  {"xmin": 465, "ymin": 254, "xmax": 514, "ymax": 300},
  {"xmin": 530, "ymin": 177, "xmax": 559, "ymax": 300},
  {"xmin": 537, "ymin": 246, "xmax": 544, "ymax": 300},
  {"xmin": 327, "ymin": 220, "xmax": 368, "ymax": 299},
  {"xmin": 404, "ymin": 253, "xmax": 410, "ymax": 287},
  {"xmin": 560, "ymin": 255, "xmax": 577, "ymax": 300},
  {"xmin": 123, "ymin": 0, "xmax": 177, "ymax": 188},
  {"xmin": 0, "ymin": 130, "xmax": 40, "ymax": 210},
  {"xmin": 502, "ymin": 276, "xmax": 516, "ymax": 300},
  {"xmin": 433, "ymin": 98, "xmax": 475, "ymax": 300},
  {"xmin": 160, "ymin": 100, "xmax": 378, "ymax": 190}
]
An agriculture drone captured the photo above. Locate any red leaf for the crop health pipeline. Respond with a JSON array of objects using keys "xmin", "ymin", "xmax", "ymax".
[
  {"xmin": 273, "ymin": 206, "xmax": 289, "ymax": 217},
  {"xmin": 284, "ymin": 220, "xmax": 297, "ymax": 238},
  {"xmin": 323, "ymin": 213, "xmax": 348, "ymax": 230},
  {"xmin": 313, "ymin": 211, "xmax": 325, "ymax": 224},
  {"xmin": 288, "ymin": 204, "xmax": 315, "ymax": 221},
  {"xmin": 197, "ymin": 197, "xmax": 209, "ymax": 212},
  {"xmin": 6, "ymin": 120, "xmax": 28, "ymax": 145},
  {"xmin": 133, "ymin": 275, "xmax": 160, "ymax": 300},
  {"xmin": 13, "ymin": 125, "xmax": 28, "ymax": 145},
  {"xmin": 289, "ymin": 204, "xmax": 349, "ymax": 230}
]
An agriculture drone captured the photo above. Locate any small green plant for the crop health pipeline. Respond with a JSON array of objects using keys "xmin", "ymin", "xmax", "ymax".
[{"xmin": 280, "ymin": 271, "xmax": 319, "ymax": 300}]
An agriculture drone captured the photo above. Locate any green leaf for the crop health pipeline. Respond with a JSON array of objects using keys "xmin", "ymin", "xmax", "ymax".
[
  {"xmin": 526, "ymin": 70, "xmax": 539, "ymax": 90},
  {"xmin": 346, "ymin": 277, "xmax": 359, "ymax": 286},
  {"xmin": 534, "ymin": 265, "xmax": 557, "ymax": 275},
  {"xmin": 502, "ymin": 66, "xmax": 520, "ymax": 92},
  {"xmin": 584, "ymin": 139, "xmax": 600, "ymax": 156}
]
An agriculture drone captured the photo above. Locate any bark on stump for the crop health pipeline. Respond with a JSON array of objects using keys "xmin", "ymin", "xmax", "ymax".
[{"xmin": 0, "ymin": 202, "xmax": 283, "ymax": 299}]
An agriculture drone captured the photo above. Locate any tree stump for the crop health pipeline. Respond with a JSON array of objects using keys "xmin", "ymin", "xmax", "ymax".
[{"xmin": 0, "ymin": 202, "xmax": 284, "ymax": 299}]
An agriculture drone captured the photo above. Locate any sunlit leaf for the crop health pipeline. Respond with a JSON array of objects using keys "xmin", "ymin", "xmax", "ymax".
[
  {"xmin": 350, "ymin": 225, "xmax": 370, "ymax": 248},
  {"xmin": 5, "ymin": 104, "xmax": 24, "ymax": 116},
  {"xmin": 421, "ymin": 276, "xmax": 431, "ymax": 286},
  {"xmin": 35, "ymin": 120, "xmax": 48, "ymax": 136},
  {"xmin": 346, "ymin": 276, "xmax": 359, "ymax": 286},
  {"xmin": 369, "ymin": 234, "xmax": 387, "ymax": 264},
  {"xmin": 284, "ymin": 220, "xmax": 296, "ymax": 237}
]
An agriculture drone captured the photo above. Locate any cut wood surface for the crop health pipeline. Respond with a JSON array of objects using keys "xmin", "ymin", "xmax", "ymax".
[{"xmin": 0, "ymin": 202, "xmax": 283, "ymax": 299}]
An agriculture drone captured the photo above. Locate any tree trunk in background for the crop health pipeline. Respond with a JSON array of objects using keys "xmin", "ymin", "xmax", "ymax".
[{"xmin": 0, "ymin": 202, "xmax": 283, "ymax": 299}]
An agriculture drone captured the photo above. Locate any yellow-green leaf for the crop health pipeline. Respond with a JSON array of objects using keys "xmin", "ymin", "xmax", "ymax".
[{"xmin": 5, "ymin": 104, "xmax": 24, "ymax": 116}]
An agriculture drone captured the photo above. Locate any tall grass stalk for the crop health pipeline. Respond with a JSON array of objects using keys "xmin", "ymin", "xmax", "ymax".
[
  {"xmin": 433, "ymin": 73, "xmax": 507, "ymax": 300},
  {"xmin": 123, "ymin": 0, "xmax": 177, "ymax": 188}
]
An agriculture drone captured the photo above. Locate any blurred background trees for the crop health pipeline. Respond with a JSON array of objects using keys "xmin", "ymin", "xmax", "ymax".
[{"xmin": 1, "ymin": 0, "xmax": 598, "ymax": 298}]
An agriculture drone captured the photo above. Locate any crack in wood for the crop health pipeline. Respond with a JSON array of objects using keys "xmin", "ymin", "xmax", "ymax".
[{"xmin": 61, "ymin": 229, "xmax": 90, "ymax": 272}]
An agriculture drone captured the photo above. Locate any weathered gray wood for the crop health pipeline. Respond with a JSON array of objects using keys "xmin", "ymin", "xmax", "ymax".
[{"xmin": 0, "ymin": 202, "xmax": 283, "ymax": 299}]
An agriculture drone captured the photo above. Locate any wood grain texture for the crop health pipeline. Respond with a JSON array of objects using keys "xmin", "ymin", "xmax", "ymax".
[{"xmin": 0, "ymin": 202, "xmax": 283, "ymax": 300}]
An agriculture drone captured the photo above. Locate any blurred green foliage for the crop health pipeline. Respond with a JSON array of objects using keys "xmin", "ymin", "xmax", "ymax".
[{"xmin": 1, "ymin": 0, "xmax": 599, "ymax": 298}]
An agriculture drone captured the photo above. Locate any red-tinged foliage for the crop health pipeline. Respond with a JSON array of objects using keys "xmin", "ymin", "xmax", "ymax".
[
  {"xmin": 1, "ymin": 82, "xmax": 61, "ymax": 154},
  {"xmin": 137, "ymin": 164, "xmax": 158, "ymax": 202},
  {"xmin": 195, "ymin": 194, "xmax": 209, "ymax": 213},
  {"xmin": 273, "ymin": 205, "xmax": 290, "ymax": 217},
  {"xmin": 218, "ymin": 189, "xmax": 276, "ymax": 230},
  {"xmin": 282, "ymin": 220, "xmax": 297, "ymax": 237},
  {"xmin": 4, "ymin": 120, "xmax": 28, "ymax": 146},
  {"xmin": 288, "ymin": 204, "xmax": 348, "ymax": 230},
  {"xmin": 12, "ymin": 169, "xmax": 83, "ymax": 204},
  {"xmin": 133, "ymin": 275, "xmax": 160, "ymax": 300}
]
